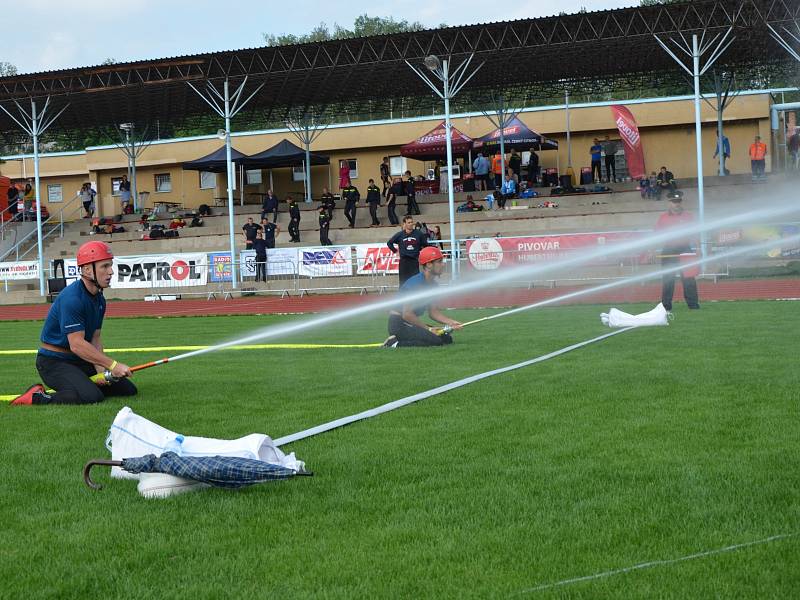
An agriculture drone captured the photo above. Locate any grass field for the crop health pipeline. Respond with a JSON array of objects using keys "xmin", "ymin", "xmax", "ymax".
[{"xmin": 0, "ymin": 301, "xmax": 798, "ymax": 599}]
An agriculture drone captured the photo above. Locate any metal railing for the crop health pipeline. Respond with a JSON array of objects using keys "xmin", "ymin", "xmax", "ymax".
[{"xmin": 0, "ymin": 194, "xmax": 82, "ymax": 262}]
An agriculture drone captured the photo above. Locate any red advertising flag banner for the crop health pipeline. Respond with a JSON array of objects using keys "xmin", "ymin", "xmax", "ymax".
[{"xmin": 611, "ymin": 105, "xmax": 646, "ymax": 180}]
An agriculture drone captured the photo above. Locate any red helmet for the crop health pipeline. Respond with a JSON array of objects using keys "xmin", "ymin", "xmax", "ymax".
[
  {"xmin": 76, "ymin": 241, "xmax": 114, "ymax": 266},
  {"xmin": 419, "ymin": 246, "xmax": 444, "ymax": 265}
]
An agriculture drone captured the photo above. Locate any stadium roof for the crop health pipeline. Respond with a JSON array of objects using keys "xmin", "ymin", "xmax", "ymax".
[{"xmin": 0, "ymin": 0, "xmax": 797, "ymax": 141}]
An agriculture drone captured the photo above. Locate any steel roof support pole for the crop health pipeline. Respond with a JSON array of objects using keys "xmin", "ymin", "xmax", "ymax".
[
  {"xmin": 115, "ymin": 124, "xmax": 152, "ymax": 212},
  {"xmin": 287, "ymin": 116, "xmax": 329, "ymax": 204},
  {"xmin": 655, "ymin": 27, "xmax": 734, "ymax": 267},
  {"xmin": 407, "ymin": 54, "xmax": 484, "ymax": 281},
  {"xmin": 482, "ymin": 93, "xmax": 524, "ymax": 196},
  {"xmin": 187, "ymin": 76, "xmax": 265, "ymax": 290},
  {"xmin": 766, "ymin": 22, "xmax": 800, "ymax": 63},
  {"xmin": 0, "ymin": 96, "xmax": 69, "ymax": 296}
]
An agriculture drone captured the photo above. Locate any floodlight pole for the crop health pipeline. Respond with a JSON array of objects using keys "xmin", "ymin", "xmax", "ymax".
[
  {"xmin": 655, "ymin": 27, "xmax": 735, "ymax": 265},
  {"xmin": 0, "ymin": 96, "xmax": 69, "ymax": 296},
  {"xmin": 406, "ymin": 54, "xmax": 484, "ymax": 280},
  {"xmin": 287, "ymin": 116, "xmax": 328, "ymax": 204},
  {"xmin": 187, "ymin": 76, "xmax": 265, "ymax": 289}
]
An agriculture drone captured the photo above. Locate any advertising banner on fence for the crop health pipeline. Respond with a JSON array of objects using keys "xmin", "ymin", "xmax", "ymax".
[
  {"xmin": 611, "ymin": 105, "xmax": 646, "ymax": 180},
  {"xmin": 0, "ymin": 261, "xmax": 39, "ymax": 281},
  {"xmin": 355, "ymin": 243, "xmax": 399, "ymax": 275},
  {"xmin": 299, "ymin": 246, "xmax": 352, "ymax": 278},
  {"xmin": 715, "ymin": 224, "xmax": 800, "ymax": 258},
  {"xmin": 239, "ymin": 248, "xmax": 300, "ymax": 279},
  {"xmin": 466, "ymin": 232, "xmax": 647, "ymax": 270},
  {"xmin": 114, "ymin": 253, "xmax": 208, "ymax": 289},
  {"xmin": 209, "ymin": 252, "xmax": 233, "ymax": 282}
]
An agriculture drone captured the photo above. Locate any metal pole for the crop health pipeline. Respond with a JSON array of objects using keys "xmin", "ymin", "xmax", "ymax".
[
  {"xmin": 565, "ymin": 91, "xmax": 572, "ymax": 168},
  {"xmin": 32, "ymin": 100, "xmax": 46, "ymax": 296},
  {"xmin": 498, "ymin": 95, "xmax": 506, "ymax": 192},
  {"xmin": 304, "ymin": 123, "xmax": 312, "ymax": 204},
  {"xmin": 130, "ymin": 127, "xmax": 139, "ymax": 212},
  {"xmin": 223, "ymin": 79, "xmax": 238, "ymax": 289},
  {"xmin": 240, "ymin": 164, "xmax": 244, "ymax": 207},
  {"xmin": 443, "ymin": 59, "xmax": 459, "ymax": 279},
  {"xmin": 692, "ymin": 35, "xmax": 706, "ymax": 262}
]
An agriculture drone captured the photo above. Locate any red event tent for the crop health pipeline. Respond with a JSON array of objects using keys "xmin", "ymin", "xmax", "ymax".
[{"xmin": 400, "ymin": 121, "xmax": 473, "ymax": 161}]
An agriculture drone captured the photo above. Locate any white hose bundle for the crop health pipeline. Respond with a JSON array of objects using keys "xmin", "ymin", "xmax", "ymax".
[{"xmin": 601, "ymin": 303, "xmax": 670, "ymax": 328}]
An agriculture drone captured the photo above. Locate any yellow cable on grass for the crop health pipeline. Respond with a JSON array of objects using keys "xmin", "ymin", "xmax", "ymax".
[{"xmin": 0, "ymin": 342, "xmax": 381, "ymax": 356}]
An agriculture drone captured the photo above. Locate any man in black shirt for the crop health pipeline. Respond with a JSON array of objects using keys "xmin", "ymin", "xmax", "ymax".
[
  {"xmin": 387, "ymin": 214, "xmax": 429, "ymax": 285},
  {"xmin": 288, "ymin": 197, "xmax": 301, "ymax": 242},
  {"xmin": 386, "ymin": 177, "xmax": 401, "ymax": 225},
  {"xmin": 404, "ymin": 171, "xmax": 420, "ymax": 215},
  {"xmin": 342, "ymin": 184, "xmax": 360, "ymax": 228},
  {"xmin": 366, "ymin": 178, "xmax": 381, "ymax": 226},
  {"xmin": 241, "ymin": 217, "xmax": 262, "ymax": 250},
  {"xmin": 508, "ymin": 149, "xmax": 522, "ymax": 180},
  {"xmin": 527, "ymin": 148, "xmax": 540, "ymax": 186},
  {"xmin": 260, "ymin": 217, "xmax": 279, "ymax": 249},
  {"xmin": 320, "ymin": 187, "xmax": 336, "ymax": 220},
  {"xmin": 318, "ymin": 207, "xmax": 332, "ymax": 246},
  {"xmin": 252, "ymin": 231, "xmax": 268, "ymax": 282},
  {"xmin": 380, "ymin": 157, "xmax": 391, "ymax": 198},
  {"xmin": 261, "ymin": 189, "xmax": 279, "ymax": 223}
]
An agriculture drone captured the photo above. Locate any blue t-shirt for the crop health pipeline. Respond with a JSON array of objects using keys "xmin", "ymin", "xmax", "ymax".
[
  {"xmin": 400, "ymin": 272, "xmax": 436, "ymax": 316},
  {"xmin": 39, "ymin": 279, "xmax": 106, "ymax": 361},
  {"xmin": 591, "ymin": 144, "xmax": 603, "ymax": 161}
]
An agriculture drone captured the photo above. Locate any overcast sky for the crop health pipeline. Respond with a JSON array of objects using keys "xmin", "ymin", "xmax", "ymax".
[{"xmin": 4, "ymin": 0, "xmax": 633, "ymax": 74}]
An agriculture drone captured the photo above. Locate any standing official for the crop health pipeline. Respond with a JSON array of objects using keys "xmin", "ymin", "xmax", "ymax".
[
  {"xmin": 404, "ymin": 170, "xmax": 420, "ymax": 216},
  {"xmin": 387, "ymin": 215, "xmax": 429, "ymax": 285},
  {"xmin": 320, "ymin": 187, "xmax": 336, "ymax": 220},
  {"xmin": 318, "ymin": 206, "xmax": 332, "ymax": 246},
  {"xmin": 11, "ymin": 242, "xmax": 137, "ymax": 405},
  {"xmin": 253, "ymin": 230, "xmax": 268, "ymax": 282},
  {"xmin": 366, "ymin": 179, "xmax": 382, "ymax": 226},
  {"xmin": 241, "ymin": 217, "xmax": 262, "ymax": 250},
  {"xmin": 655, "ymin": 191, "xmax": 700, "ymax": 311},
  {"xmin": 380, "ymin": 157, "xmax": 391, "ymax": 198},
  {"xmin": 261, "ymin": 217, "xmax": 279, "ymax": 249},
  {"xmin": 342, "ymin": 183, "xmax": 360, "ymax": 228},
  {"xmin": 288, "ymin": 197, "xmax": 301, "ymax": 243}
]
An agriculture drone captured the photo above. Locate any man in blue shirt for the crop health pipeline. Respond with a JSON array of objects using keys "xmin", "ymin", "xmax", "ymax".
[
  {"xmin": 384, "ymin": 246, "xmax": 462, "ymax": 348},
  {"xmin": 590, "ymin": 138, "xmax": 603, "ymax": 183},
  {"xmin": 11, "ymin": 241, "xmax": 136, "ymax": 405}
]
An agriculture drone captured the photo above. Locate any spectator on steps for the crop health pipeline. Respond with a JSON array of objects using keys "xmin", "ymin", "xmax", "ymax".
[
  {"xmin": 527, "ymin": 148, "xmax": 540, "ymax": 186},
  {"xmin": 386, "ymin": 178, "xmax": 401, "ymax": 226},
  {"xmin": 749, "ymin": 135, "xmax": 767, "ymax": 180},
  {"xmin": 320, "ymin": 187, "xmax": 336, "ymax": 221},
  {"xmin": 260, "ymin": 217, "xmax": 279, "ymax": 249},
  {"xmin": 7, "ymin": 184, "xmax": 19, "ymax": 220},
  {"xmin": 241, "ymin": 217, "xmax": 262, "ymax": 250},
  {"xmin": 498, "ymin": 175, "xmax": 517, "ymax": 209},
  {"xmin": 118, "ymin": 175, "xmax": 131, "ymax": 213},
  {"xmin": 261, "ymin": 189, "xmax": 279, "ymax": 223},
  {"xmin": 366, "ymin": 178, "xmax": 382, "ymax": 227},
  {"xmin": 169, "ymin": 217, "xmax": 186, "ymax": 230},
  {"xmin": 23, "ymin": 182, "xmax": 34, "ymax": 221},
  {"xmin": 491, "ymin": 151, "xmax": 505, "ymax": 189},
  {"xmin": 288, "ymin": 197, "xmax": 301, "ymax": 242},
  {"xmin": 380, "ymin": 157, "xmax": 391, "ymax": 198},
  {"xmin": 404, "ymin": 170, "xmax": 420, "ymax": 216},
  {"xmin": 318, "ymin": 206, "xmax": 332, "ymax": 246},
  {"xmin": 79, "ymin": 183, "xmax": 95, "ymax": 218},
  {"xmin": 473, "ymin": 152, "xmax": 490, "ymax": 191},
  {"xmin": 508, "ymin": 149, "xmax": 522, "ymax": 181},
  {"xmin": 656, "ymin": 166, "xmax": 676, "ymax": 199}
]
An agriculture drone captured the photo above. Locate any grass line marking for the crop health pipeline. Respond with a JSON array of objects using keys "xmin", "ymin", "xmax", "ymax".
[
  {"xmin": 514, "ymin": 533, "xmax": 797, "ymax": 595},
  {"xmin": 0, "ymin": 342, "xmax": 381, "ymax": 356},
  {"xmin": 274, "ymin": 328, "xmax": 634, "ymax": 446}
]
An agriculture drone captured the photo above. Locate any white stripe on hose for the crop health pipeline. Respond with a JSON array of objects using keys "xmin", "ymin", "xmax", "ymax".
[{"xmin": 274, "ymin": 327, "xmax": 633, "ymax": 447}]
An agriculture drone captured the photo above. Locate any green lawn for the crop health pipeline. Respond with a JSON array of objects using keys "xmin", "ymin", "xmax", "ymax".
[{"xmin": 0, "ymin": 302, "xmax": 798, "ymax": 599}]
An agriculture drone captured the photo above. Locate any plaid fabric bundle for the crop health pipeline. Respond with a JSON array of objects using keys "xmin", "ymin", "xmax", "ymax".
[{"xmin": 121, "ymin": 452, "xmax": 297, "ymax": 489}]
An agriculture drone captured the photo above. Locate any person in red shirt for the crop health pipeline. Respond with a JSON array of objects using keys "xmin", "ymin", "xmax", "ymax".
[{"xmin": 654, "ymin": 191, "xmax": 700, "ymax": 311}]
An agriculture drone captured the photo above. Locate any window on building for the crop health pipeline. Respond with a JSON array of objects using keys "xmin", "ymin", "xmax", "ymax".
[
  {"xmin": 110, "ymin": 177, "xmax": 123, "ymax": 196},
  {"xmin": 199, "ymin": 171, "xmax": 216, "ymax": 189},
  {"xmin": 47, "ymin": 184, "xmax": 63, "ymax": 203},
  {"xmin": 292, "ymin": 166, "xmax": 306, "ymax": 182},
  {"xmin": 343, "ymin": 158, "xmax": 358, "ymax": 180},
  {"xmin": 389, "ymin": 156, "xmax": 407, "ymax": 176},
  {"xmin": 154, "ymin": 173, "xmax": 172, "ymax": 193},
  {"xmin": 246, "ymin": 169, "xmax": 262, "ymax": 185}
]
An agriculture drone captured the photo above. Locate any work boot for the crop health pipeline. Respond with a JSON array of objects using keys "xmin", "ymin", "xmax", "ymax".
[
  {"xmin": 382, "ymin": 335, "xmax": 398, "ymax": 348},
  {"xmin": 10, "ymin": 384, "xmax": 45, "ymax": 406}
]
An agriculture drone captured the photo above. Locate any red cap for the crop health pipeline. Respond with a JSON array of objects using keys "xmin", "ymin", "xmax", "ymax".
[
  {"xmin": 76, "ymin": 241, "xmax": 114, "ymax": 266},
  {"xmin": 419, "ymin": 246, "xmax": 444, "ymax": 265}
]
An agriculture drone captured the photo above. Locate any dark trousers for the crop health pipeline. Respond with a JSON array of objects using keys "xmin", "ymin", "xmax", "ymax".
[
  {"xmin": 661, "ymin": 255, "xmax": 700, "ymax": 310},
  {"xmin": 381, "ymin": 178, "xmax": 390, "ymax": 197},
  {"xmin": 751, "ymin": 159, "xmax": 765, "ymax": 178},
  {"xmin": 591, "ymin": 160, "xmax": 602, "ymax": 182},
  {"xmin": 494, "ymin": 173, "xmax": 502, "ymax": 188},
  {"xmin": 369, "ymin": 202, "xmax": 380, "ymax": 225},
  {"xmin": 398, "ymin": 256, "xmax": 419, "ymax": 286},
  {"xmin": 262, "ymin": 207, "xmax": 278, "ymax": 223},
  {"xmin": 319, "ymin": 224, "xmax": 332, "ymax": 246},
  {"xmin": 387, "ymin": 197, "xmax": 399, "ymax": 225},
  {"xmin": 344, "ymin": 200, "xmax": 357, "ymax": 227},
  {"xmin": 35, "ymin": 353, "xmax": 137, "ymax": 405},
  {"xmin": 255, "ymin": 255, "xmax": 267, "ymax": 281},
  {"xmin": 604, "ymin": 156, "xmax": 616, "ymax": 182},
  {"xmin": 289, "ymin": 219, "xmax": 300, "ymax": 242},
  {"xmin": 406, "ymin": 194, "xmax": 420, "ymax": 215},
  {"xmin": 497, "ymin": 194, "xmax": 510, "ymax": 209},
  {"xmin": 388, "ymin": 314, "xmax": 453, "ymax": 347}
]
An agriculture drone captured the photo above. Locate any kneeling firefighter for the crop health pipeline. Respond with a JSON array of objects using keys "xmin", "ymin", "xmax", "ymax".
[
  {"xmin": 11, "ymin": 241, "xmax": 137, "ymax": 405},
  {"xmin": 384, "ymin": 246, "xmax": 463, "ymax": 347}
]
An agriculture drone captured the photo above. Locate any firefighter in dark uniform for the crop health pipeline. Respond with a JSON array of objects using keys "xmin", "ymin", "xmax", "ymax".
[
  {"xmin": 318, "ymin": 206, "xmax": 332, "ymax": 246},
  {"xmin": 366, "ymin": 178, "xmax": 382, "ymax": 227},
  {"xmin": 380, "ymin": 157, "xmax": 391, "ymax": 197},
  {"xmin": 404, "ymin": 170, "xmax": 420, "ymax": 215},
  {"xmin": 387, "ymin": 214, "xmax": 429, "ymax": 285},
  {"xmin": 320, "ymin": 187, "xmax": 336, "ymax": 221},
  {"xmin": 342, "ymin": 183, "xmax": 360, "ymax": 228},
  {"xmin": 288, "ymin": 196, "xmax": 301, "ymax": 242}
]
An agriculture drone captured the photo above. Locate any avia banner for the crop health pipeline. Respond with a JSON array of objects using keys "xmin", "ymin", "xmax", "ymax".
[
  {"xmin": 299, "ymin": 246, "xmax": 352, "ymax": 277},
  {"xmin": 465, "ymin": 233, "xmax": 647, "ymax": 270},
  {"xmin": 355, "ymin": 244, "xmax": 399, "ymax": 275},
  {"xmin": 0, "ymin": 261, "xmax": 39, "ymax": 281},
  {"xmin": 611, "ymin": 105, "xmax": 646, "ymax": 180},
  {"xmin": 114, "ymin": 253, "xmax": 208, "ymax": 288}
]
